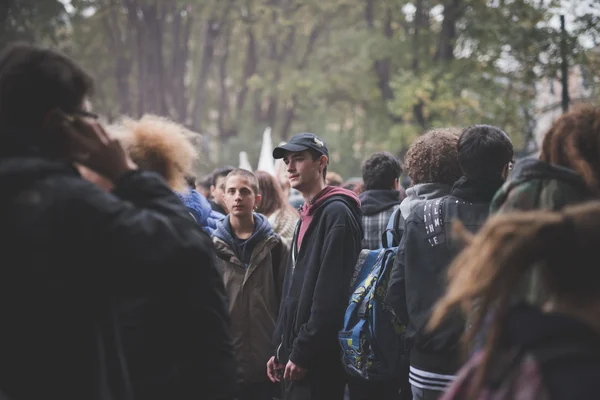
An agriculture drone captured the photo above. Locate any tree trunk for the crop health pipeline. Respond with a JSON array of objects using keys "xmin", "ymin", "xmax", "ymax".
[
  {"xmin": 191, "ymin": 4, "xmax": 231, "ymax": 130},
  {"xmin": 103, "ymin": 2, "xmax": 131, "ymax": 116},
  {"xmin": 434, "ymin": 0, "xmax": 463, "ymax": 63},
  {"xmin": 217, "ymin": 21, "xmax": 233, "ymax": 139}
]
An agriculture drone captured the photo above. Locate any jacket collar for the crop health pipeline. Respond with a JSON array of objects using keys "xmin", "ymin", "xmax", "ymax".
[{"xmin": 451, "ymin": 175, "xmax": 505, "ymax": 203}]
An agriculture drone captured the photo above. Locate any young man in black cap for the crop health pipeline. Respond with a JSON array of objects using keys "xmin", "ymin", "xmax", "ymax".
[{"xmin": 267, "ymin": 133, "xmax": 364, "ymax": 400}]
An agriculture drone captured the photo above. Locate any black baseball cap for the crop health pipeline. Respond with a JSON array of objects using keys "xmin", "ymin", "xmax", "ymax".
[{"xmin": 273, "ymin": 132, "xmax": 329, "ymax": 159}]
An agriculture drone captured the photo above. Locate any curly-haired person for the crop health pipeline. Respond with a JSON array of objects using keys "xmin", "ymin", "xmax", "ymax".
[{"xmin": 387, "ymin": 125, "xmax": 513, "ymax": 400}]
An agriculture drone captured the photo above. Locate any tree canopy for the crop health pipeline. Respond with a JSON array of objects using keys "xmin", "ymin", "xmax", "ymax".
[{"xmin": 2, "ymin": 0, "xmax": 599, "ymax": 177}]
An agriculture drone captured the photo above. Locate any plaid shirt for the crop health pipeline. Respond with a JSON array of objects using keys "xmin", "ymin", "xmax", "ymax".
[{"xmin": 361, "ymin": 204, "xmax": 401, "ymax": 250}]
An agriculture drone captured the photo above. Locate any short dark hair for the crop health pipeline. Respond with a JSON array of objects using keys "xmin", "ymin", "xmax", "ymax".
[
  {"xmin": 225, "ymin": 169, "xmax": 259, "ymax": 195},
  {"xmin": 212, "ymin": 166, "xmax": 235, "ymax": 187},
  {"xmin": 404, "ymin": 128, "xmax": 462, "ymax": 186},
  {"xmin": 307, "ymin": 148, "xmax": 328, "ymax": 181},
  {"xmin": 362, "ymin": 152, "xmax": 402, "ymax": 191},
  {"xmin": 0, "ymin": 43, "xmax": 94, "ymax": 136},
  {"xmin": 458, "ymin": 125, "xmax": 514, "ymax": 178}
]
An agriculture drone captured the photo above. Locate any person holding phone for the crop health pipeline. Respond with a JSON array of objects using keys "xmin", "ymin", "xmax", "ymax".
[{"xmin": 0, "ymin": 43, "xmax": 237, "ymax": 400}]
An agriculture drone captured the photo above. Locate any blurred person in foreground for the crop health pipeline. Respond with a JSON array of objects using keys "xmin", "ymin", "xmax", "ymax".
[
  {"xmin": 431, "ymin": 201, "xmax": 600, "ymax": 400},
  {"xmin": 0, "ymin": 43, "xmax": 236, "ymax": 400}
]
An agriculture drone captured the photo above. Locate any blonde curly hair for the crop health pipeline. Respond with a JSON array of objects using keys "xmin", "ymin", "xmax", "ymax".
[{"xmin": 108, "ymin": 114, "xmax": 198, "ymax": 191}]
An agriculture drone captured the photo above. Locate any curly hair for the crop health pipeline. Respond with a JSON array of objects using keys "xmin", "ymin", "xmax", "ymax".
[
  {"xmin": 110, "ymin": 114, "xmax": 198, "ymax": 192},
  {"xmin": 540, "ymin": 105, "xmax": 600, "ymax": 194},
  {"xmin": 403, "ymin": 127, "xmax": 462, "ymax": 186},
  {"xmin": 428, "ymin": 200, "xmax": 600, "ymax": 397}
]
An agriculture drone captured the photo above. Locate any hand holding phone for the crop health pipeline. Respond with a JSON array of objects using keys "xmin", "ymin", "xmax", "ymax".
[{"xmin": 50, "ymin": 109, "xmax": 137, "ymax": 182}]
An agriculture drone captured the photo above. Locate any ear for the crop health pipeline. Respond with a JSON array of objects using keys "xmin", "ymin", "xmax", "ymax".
[
  {"xmin": 210, "ymin": 185, "xmax": 216, "ymax": 194},
  {"xmin": 255, "ymin": 193, "xmax": 262, "ymax": 206},
  {"xmin": 319, "ymin": 155, "xmax": 328, "ymax": 172},
  {"xmin": 392, "ymin": 178, "xmax": 400, "ymax": 190},
  {"xmin": 502, "ymin": 164, "xmax": 509, "ymax": 180}
]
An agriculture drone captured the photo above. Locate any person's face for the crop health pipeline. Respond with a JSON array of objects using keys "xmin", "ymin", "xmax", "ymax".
[
  {"xmin": 283, "ymin": 150, "xmax": 326, "ymax": 192},
  {"xmin": 224, "ymin": 175, "xmax": 261, "ymax": 219},
  {"xmin": 211, "ymin": 175, "xmax": 228, "ymax": 207}
]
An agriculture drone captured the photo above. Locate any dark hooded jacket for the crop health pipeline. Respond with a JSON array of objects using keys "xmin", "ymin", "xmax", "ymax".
[
  {"xmin": 389, "ymin": 176, "xmax": 504, "ymax": 376},
  {"xmin": 213, "ymin": 213, "xmax": 288, "ymax": 383},
  {"xmin": 0, "ymin": 156, "xmax": 237, "ymax": 400},
  {"xmin": 274, "ymin": 187, "xmax": 363, "ymax": 371}
]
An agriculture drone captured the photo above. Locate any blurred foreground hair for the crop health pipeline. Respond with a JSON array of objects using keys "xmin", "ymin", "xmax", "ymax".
[
  {"xmin": 109, "ymin": 114, "xmax": 198, "ymax": 191},
  {"xmin": 429, "ymin": 201, "xmax": 600, "ymax": 396}
]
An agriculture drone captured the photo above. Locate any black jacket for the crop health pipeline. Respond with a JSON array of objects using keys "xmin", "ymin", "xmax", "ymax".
[
  {"xmin": 0, "ymin": 157, "xmax": 237, "ymax": 400},
  {"xmin": 274, "ymin": 194, "xmax": 363, "ymax": 370},
  {"xmin": 387, "ymin": 175, "xmax": 504, "ymax": 375}
]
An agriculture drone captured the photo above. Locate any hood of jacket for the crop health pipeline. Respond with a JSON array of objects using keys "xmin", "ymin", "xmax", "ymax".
[
  {"xmin": 176, "ymin": 189, "xmax": 224, "ymax": 234},
  {"xmin": 400, "ymin": 182, "xmax": 453, "ymax": 219},
  {"xmin": 296, "ymin": 186, "xmax": 362, "ymax": 249},
  {"xmin": 301, "ymin": 186, "xmax": 361, "ymax": 217},
  {"xmin": 491, "ymin": 157, "xmax": 592, "ymax": 213},
  {"xmin": 214, "ymin": 213, "xmax": 275, "ymax": 266},
  {"xmin": 509, "ymin": 157, "xmax": 588, "ymax": 188},
  {"xmin": 359, "ymin": 189, "xmax": 402, "ymax": 216}
]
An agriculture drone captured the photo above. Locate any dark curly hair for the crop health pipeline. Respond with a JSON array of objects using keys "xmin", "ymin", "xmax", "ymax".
[
  {"xmin": 404, "ymin": 127, "xmax": 462, "ymax": 186},
  {"xmin": 362, "ymin": 152, "xmax": 402, "ymax": 191},
  {"xmin": 540, "ymin": 105, "xmax": 600, "ymax": 195}
]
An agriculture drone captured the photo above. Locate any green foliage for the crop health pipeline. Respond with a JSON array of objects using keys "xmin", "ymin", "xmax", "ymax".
[{"xmin": 2, "ymin": 0, "xmax": 598, "ymax": 177}]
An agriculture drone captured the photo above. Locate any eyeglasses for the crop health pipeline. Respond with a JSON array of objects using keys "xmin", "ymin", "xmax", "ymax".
[
  {"xmin": 63, "ymin": 109, "xmax": 99, "ymax": 123},
  {"xmin": 73, "ymin": 109, "xmax": 99, "ymax": 120}
]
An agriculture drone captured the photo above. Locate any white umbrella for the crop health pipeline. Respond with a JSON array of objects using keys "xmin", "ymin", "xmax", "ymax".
[
  {"xmin": 257, "ymin": 127, "xmax": 276, "ymax": 176},
  {"xmin": 239, "ymin": 151, "xmax": 253, "ymax": 171}
]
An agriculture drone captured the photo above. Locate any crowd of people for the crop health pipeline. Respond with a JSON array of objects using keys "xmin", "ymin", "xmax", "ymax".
[{"xmin": 1, "ymin": 42, "xmax": 600, "ymax": 400}]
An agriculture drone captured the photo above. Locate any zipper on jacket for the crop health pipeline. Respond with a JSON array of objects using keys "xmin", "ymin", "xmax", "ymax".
[{"xmin": 291, "ymin": 221, "xmax": 300, "ymax": 275}]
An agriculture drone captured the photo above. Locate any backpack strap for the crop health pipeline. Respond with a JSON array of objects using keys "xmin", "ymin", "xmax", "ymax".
[{"xmin": 382, "ymin": 207, "xmax": 403, "ymax": 248}]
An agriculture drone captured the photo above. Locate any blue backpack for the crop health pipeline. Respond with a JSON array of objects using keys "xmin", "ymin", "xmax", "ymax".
[{"xmin": 339, "ymin": 247, "xmax": 407, "ymax": 381}]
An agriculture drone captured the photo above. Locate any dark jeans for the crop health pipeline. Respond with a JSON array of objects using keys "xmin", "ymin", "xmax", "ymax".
[{"xmin": 239, "ymin": 381, "xmax": 277, "ymax": 400}]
